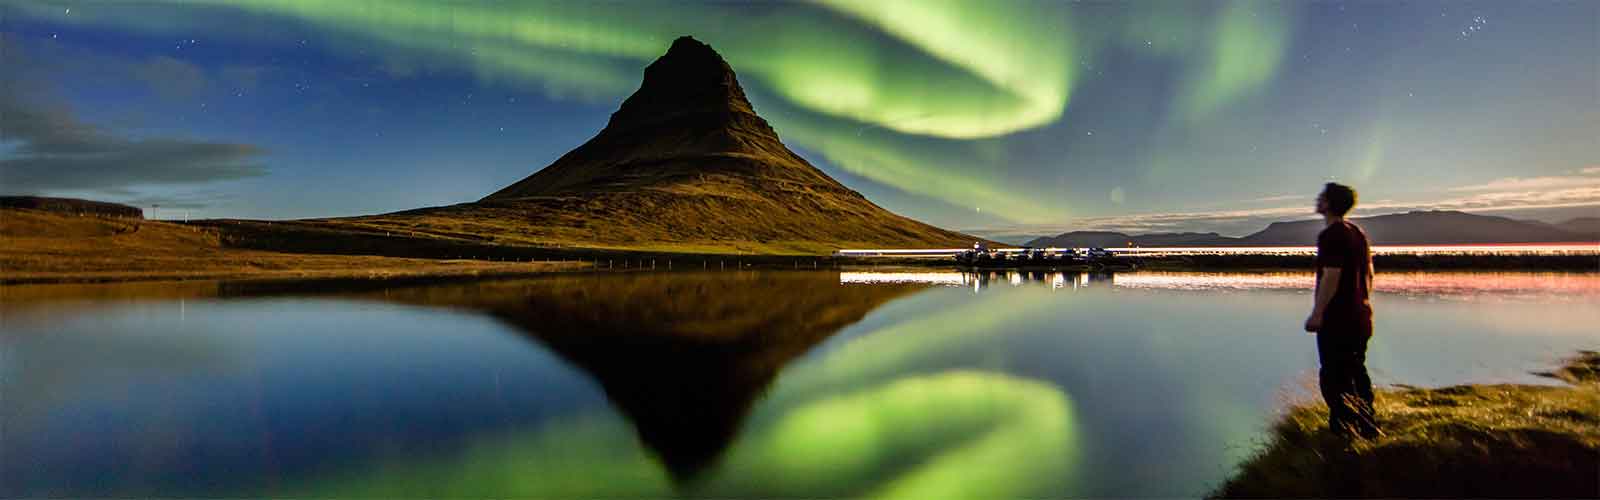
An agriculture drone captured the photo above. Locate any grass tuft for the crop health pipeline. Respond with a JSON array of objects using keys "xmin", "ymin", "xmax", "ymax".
[{"xmin": 1212, "ymin": 351, "xmax": 1600, "ymax": 498}]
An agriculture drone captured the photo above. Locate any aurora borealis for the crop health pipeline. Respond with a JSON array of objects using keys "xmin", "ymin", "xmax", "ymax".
[{"xmin": 3, "ymin": 1, "xmax": 1595, "ymax": 236}]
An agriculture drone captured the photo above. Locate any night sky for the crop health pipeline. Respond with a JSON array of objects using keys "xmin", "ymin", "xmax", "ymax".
[{"xmin": 3, "ymin": 1, "xmax": 1595, "ymax": 237}]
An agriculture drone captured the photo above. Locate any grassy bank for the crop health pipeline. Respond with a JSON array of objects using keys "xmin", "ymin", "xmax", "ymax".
[
  {"xmin": 1, "ymin": 209, "xmax": 583, "ymax": 284},
  {"xmin": 1212, "ymin": 351, "xmax": 1600, "ymax": 498}
]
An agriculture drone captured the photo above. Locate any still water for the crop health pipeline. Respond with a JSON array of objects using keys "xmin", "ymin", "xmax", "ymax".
[{"xmin": 3, "ymin": 270, "xmax": 1596, "ymax": 497}]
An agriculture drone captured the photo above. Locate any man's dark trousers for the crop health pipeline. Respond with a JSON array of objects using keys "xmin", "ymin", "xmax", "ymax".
[{"xmin": 1317, "ymin": 330, "xmax": 1377, "ymax": 436}]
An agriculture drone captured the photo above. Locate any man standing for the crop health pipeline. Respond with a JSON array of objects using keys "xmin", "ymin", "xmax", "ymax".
[{"xmin": 1304, "ymin": 182, "xmax": 1379, "ymax": 439}]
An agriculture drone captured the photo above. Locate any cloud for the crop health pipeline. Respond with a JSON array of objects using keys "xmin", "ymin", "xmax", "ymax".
[
  {"xmin": 1393, "ymin": 186, "xmax": 1600, "ymax": 213},
  {"xmin": 0, "ymin": 38, "xmax": 266, "ymax": 196},
  {"xmin": 1446, "ymin": 169, "xmax": 1600, "ymax": 193},
  {"xmin": 1240, "ymin": 193, "xmax": 1302, "ymax": 203}
]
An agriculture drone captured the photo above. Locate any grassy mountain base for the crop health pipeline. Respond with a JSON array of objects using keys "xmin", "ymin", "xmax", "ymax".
[{"xmin": 318, "ymin": 180, "xmax": 977, "ymax": 255}]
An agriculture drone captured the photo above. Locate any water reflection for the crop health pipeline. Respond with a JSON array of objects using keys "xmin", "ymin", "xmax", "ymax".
[
  {"xmin": 342, "ymin": 272, "xmax": 928, "ymax": 481},
  {"xmin": 959, "ymin": 270, "xmax": 1115, "ymax": 292},
  {"xmin": 842, "ymin": 271, "xmax": 1114, "ymax": 292},
  {"xmin": 838, "ymin": 269, "xmax": 1600, "ymax": 300},
  {"xmin": 3, "ymin": 270, "xmax": 1595, "ymax": 497},
  {"xmin": 294, "ymin": 271, "xmax": 1081, "ymax": 498}
]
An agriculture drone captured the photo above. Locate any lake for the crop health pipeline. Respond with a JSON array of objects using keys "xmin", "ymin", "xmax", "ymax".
[{"xmin": 3, "ymin": 270, "xmax": 1596, "ymax": 498}]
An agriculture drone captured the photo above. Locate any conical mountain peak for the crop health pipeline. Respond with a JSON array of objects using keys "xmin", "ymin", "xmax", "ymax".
[
  {"xmin": 459, "ymin": 36, "xmax": 978, "ymax": 254},
  {"xmin": 609, "ymin": 36, "xmax": 755, "ymax": 125},
  {"xmin": 482, "ymin": 35, "xmax": 825, "ymax": 200}
]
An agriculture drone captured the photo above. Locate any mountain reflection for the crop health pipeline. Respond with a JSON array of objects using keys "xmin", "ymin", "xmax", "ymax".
[
  {"xmin": 350, "ymin": 271, "xmax": 927, "ymax": 481},
  {"xmin": 300, "ymin": 270, "xmax": 1082, "ymax": 498}
]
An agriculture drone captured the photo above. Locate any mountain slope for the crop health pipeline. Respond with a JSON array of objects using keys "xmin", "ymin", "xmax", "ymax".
[{"xmin": 323, "ymin": 36, "xmax": 976, "ymax": 255}]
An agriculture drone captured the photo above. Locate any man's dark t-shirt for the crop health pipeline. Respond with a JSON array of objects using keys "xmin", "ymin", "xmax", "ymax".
[{"xmin": 1315, "ymin": 220, "xmax": 1373, "ymax": 336}]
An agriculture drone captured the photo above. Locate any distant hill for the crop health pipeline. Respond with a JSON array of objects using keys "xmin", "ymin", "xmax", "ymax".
[
  {"xmin": 1025, "ymin": 231, "xmax": 1229, "ymax": 248},
  {"xmin": 1023, "ymin": 231, "xmax": 1132, "ymax": 248},
  {"xmin": 1556, "ymin": 217, "xmax": 1600, "ymax": 239},
  {"xmin": 315, "ymin": 36, "xmax": 979, "ymax": 255},
  {"xmin": 1235, "ymin": 211, "xmax": 1584, "ymax": 245},
  {"xmin": 0, "ymin": 196, "xmax": 142, "ymax": 218},
  {"xmin": 1026, "ymin": 210, "xmax": 1596, "ymax": 247}
]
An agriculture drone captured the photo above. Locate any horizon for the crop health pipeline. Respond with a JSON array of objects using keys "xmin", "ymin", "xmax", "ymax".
[
  {"xmin": 972, "ymin": 207, "xmax": 1600, "ymax": 242},
  {"xmin": 3, "ymin": 1, "xmax": 1596, "ymax": 237}
]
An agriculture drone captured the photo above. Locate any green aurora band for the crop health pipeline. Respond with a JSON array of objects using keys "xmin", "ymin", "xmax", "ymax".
[{"xmin": 12, "ymin": 0, "xmax": 1296, "ymax": 223}]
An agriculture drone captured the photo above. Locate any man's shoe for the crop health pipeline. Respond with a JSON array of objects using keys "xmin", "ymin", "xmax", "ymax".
[{"xmin": 1357, "ymin": 425, "xmax": 1384, "ymax": 440}]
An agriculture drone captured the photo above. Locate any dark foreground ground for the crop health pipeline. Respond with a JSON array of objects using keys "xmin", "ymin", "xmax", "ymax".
[{"xmin": 1212, "ymin": 351, "xmax": 1600, "ymax": 498}]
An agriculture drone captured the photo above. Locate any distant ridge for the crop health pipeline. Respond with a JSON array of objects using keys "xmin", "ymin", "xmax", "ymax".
[
  {"xmin": 1026, "ymin": 210, "xmax": 1598, "ymax": 247},
  {"xmin": 329, "ymin": 36, "xmax": 978, "ymax": 255},
  {"xmin": 0, "ymin": 196, "xmax": 143, "ymax": 218},
  {"xmin": 1555, "ymin": 217, "xmax": 1600, "ymax": 239}
]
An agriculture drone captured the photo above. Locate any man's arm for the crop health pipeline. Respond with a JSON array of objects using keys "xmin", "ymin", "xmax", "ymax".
[
  {"xmin": 1367, "ymin": 260, "xmax": 1375, "ymax": 292},
  {"xmin": 1306, "ymin": 267, "xmax": 1342, "ymax": 332}
]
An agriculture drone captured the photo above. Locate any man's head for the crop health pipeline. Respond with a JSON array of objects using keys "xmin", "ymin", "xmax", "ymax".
[{"xmin": 1316, "ymin": 182, "xmax": 1357, "ymax": 217}]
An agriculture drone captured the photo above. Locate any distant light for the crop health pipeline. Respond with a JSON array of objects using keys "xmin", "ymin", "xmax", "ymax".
[{"xmin": 839, "ymin": 272, "xmax": 966, "ymax": 286}]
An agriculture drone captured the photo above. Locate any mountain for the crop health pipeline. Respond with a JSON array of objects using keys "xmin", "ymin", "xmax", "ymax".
[
  {"xmin": 1024, "ymin": 231, "xmax": 1135, "ymax": 248},
  {"xmin": 1025, "ymin": 231, "xmax": 1234, "ymax": 248},
  {"xmin": 1556, "ymin": 217, "xmax": 1600, "ymax": 239},
  {"xmin": 1235, "ymin": 211, "xmax": 1583, "ymax": 245},
  {"xmin": 1026, "ymin": 210, "xmax": 1595, "ymax": 247},
  {"xmin": 0, "ymin": 196, "xmax": 142, "ymax": 218},
  {"xmin": 324, "ymin": 36, "xmax": 976, "ymax": 255}
]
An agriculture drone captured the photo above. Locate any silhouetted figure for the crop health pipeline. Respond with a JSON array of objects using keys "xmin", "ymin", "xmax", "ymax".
[{"xmin": 1304, "ymin": 182, "xmax": 1380, "ymax": 439}]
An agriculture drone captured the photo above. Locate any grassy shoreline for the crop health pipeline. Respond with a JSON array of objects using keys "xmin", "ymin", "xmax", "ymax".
[
  {"xmin": 7, "ymin": 253, "xmax": 1592, "ymax": 285},
  {"xmin": 4, "ymin": 208, "xmax": 1594, "ymax": 285},
  {"xmin": 1212, "ymin": 351, "xmax": 1600, "ymax": 498},
  {"xmin": 0, "ymin": 261, "xmax": 585, "ymax": 285}
]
